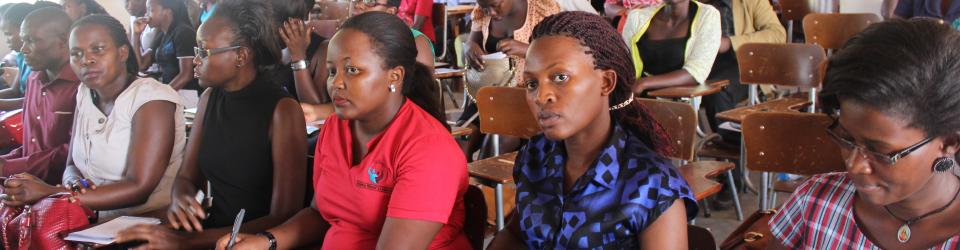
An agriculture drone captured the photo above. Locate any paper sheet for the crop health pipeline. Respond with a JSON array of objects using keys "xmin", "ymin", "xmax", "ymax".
[{"xmin": 64, "ymin": 216, "xmax": 161, "ymax": 245}]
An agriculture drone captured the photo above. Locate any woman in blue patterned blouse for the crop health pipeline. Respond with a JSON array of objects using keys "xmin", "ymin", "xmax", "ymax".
[{"xmin": 487, "ymin": 11, "xmax": 698, "ymax": 249}]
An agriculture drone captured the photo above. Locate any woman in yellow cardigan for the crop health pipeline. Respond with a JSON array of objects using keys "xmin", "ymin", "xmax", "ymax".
[{"xmin": 618, "ymin": 0, "xmax": 721, "ymax": 94}]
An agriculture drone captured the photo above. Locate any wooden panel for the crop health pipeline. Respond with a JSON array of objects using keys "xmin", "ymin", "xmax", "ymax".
[
  {"xmin": 716, "ymin": 97, "xmax": 809, "ymax": 123},
  {"xmin": 736, "ymin": 43, "xmax": 827, "ymax": 89},
  {"xmin": 476, "ymin": 87, "xmax": 541, "ymax": 138},
  {"xmin": 803, "ymin": 13, "xmax": 882, "ymax": 50},
  {"xmin": 467, "ymin": 152, "xmax": 517, "ymax": 184},
  {"xmin": 742, "ymin": 112, "xmax": 845, "ymax": 175},
  {"xmin": 777, "ymin": 0, "xmax": 811, "ymax": 21},
  {"xmin": 682, "ymin": 161, "xmax": 736, "ymax": 179},
  {"xmin": 434, "ymin": 68, "xmax": 465, "ymax": 79},
  {"xmin": 636, "ymin": 98, "xmax": 697, "ymax": 161}
]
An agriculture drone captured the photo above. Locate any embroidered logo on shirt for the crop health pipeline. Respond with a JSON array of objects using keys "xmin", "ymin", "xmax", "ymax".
[{"xmin": 356, "ymin": 162, "xmax": 392, "ymax": 193}]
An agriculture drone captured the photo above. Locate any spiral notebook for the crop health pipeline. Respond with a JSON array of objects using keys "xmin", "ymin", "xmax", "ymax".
[{"xmin": 64, "ymin": 216, "xmax": 161, "ymax": 245}]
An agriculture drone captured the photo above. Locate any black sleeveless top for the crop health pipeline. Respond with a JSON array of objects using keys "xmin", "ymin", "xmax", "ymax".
[
  {"xmin": 197, "ymin": 77, "xmax": 291, "ymax": 227},
  {"xmin": 637, "ymin": 3, "xmax": 698, "ymax": 76}
]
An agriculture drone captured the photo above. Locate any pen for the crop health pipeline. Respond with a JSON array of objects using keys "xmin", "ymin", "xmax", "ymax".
[{"xmin": 226, "ymin": 208, "xmax": 246, "ymax": 249}]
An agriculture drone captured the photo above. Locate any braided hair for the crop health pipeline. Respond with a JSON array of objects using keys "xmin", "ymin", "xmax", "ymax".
[
  {"xmin": 210, "ymin": 0, "xmax": 282, "ymax": 71},
  {"xmin": 530, "ymin": 11, "xmax": 673, "ymax": 155},
  {"xmin": 72, "ymin": 14, "xmax": 139, "ymax": 78}
]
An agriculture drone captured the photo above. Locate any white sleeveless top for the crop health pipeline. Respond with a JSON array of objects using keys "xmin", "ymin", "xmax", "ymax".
[{"xmin": 71, "ymin": 77, "xmax": 186, "ymax": 221}]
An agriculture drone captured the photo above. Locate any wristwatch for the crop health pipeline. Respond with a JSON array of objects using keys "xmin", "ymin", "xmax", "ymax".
[
  {"xmin": 290, "ymin": 60, "xmax": 308, "ymax": 71},
  {"xmin": 258, "ymin": 231, "xmax": 277, "ymax": 250}
]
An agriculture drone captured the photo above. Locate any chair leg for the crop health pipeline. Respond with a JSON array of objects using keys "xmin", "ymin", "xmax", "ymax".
[
  {"xmin": 495, "ymin": 183, "xmax": 505, "ymax": 231},
  {"xmin": 726, "ymin": 170, "xmax": 743, "ymax": 221},
  {"xmin": 443, "ymin": 80, "xmax": 459, "ymax": 108},
  {"xmin": 760, "ymin": 172, "xmax": 770, "ymax": 210},
  {"xmin": 701, "ymin": 198, "xmax": 712, "ymax": 218}
]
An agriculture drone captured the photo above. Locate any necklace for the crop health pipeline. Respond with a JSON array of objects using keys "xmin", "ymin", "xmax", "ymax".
[{"xmin": 882, "ymin": 179, "xmax": 960, "ymax": 244}]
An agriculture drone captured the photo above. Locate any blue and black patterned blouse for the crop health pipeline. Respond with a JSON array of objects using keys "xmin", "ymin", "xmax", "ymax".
[{"xmin": 513, "ymin": 123, "xmax": 698, "ymax": 249}]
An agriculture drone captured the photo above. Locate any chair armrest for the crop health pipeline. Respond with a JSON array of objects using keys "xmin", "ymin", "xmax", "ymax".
[
  {"xmin": 647, "ymin": 80, "xmax": 731, "ymax": 98},
  {"xmin": 468, "ymin": 152, "xmax": 518, "ymax": 185},
  {"xmin": 716, "ymin": 97, "xmax": 809, "ymax": 123},
  {"xmin": 434, "ymin": 68, "xmax": 465, "ymax": 79}
]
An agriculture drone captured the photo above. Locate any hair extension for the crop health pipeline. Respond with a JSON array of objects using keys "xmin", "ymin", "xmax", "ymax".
[
  {"xmin": 340, "ymin": 12, "xmax": 447, "ymax": 130},
  {"xmin": 530, "ymin": 11, "xmax": 673, "ymax": 155}
]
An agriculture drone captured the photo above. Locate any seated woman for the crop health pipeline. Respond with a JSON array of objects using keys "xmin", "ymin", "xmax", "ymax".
[
  {"xmin": 61, "ymin": 0, "xmax": 108, "ymax": 22},
  {"xmin": 290, "ymin": 0, "xmax": 436, "ymax": 123},
  {"xmin": 459, "ymin": 0, "xmax": 561, "ymax": 160},
  {"xmin": 135, "ymin": 0, "xmax": 200, "ymax": 107},
  {"xmin": 619, "ymin": 0, "xmax": 720, "ymax": 93},
  {"xmin": 1, "ymin": 14, "xmax": 185, "ymax": 221},
  {"xmin": 769, "ymin": 19, "xmax": 960, "ymax": 249},
  {"xmin": 488, "ymin": 12, "xmax": 697, "ymax": 249},
  {"xmin": 217, "ymin": 12, "xmax": 470, "ymax": 249},
  {"xmin": 114, "ymin": 1, "xmax": 307, "ymax": 248}
]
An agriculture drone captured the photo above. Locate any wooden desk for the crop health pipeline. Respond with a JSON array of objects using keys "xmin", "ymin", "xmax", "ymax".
[
  {"xmin": 716, "ymin": 98, "xmax": 809, "ymax": 123},
  {"xmin": 647, "ymin": 80, "xmax": 730, "ymax": 99},
  {"xmin": 434, "ymin": 68, "xmax": 465, "ymax": 79},
  {"xmin": 678, "ymin": 165, "xmax": 724, "ymax": 201},
  {"xmin": 451, "ymin": 126, "xmax": 474, "ymax": 137},
  {"xmin": 468, "ymin": 152, "xmax": 516, "ymax": 184}
]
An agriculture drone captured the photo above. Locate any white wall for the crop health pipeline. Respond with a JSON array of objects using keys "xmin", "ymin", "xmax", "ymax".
[{"xmin": 0, "ymin": 0, "xmax": 131, "ymax": 58}]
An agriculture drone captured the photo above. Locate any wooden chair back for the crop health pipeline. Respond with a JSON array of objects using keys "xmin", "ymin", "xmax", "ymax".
[
  {"xmin": 463, "ymin": 184, "xmax": 487, "ymax": 250},
  {"xmin": 777, "ymin": 0, "xmax": 811, "ymax": 21},
  {"xmin": 476, "ymin": 87, "xmax": 541, "ymax": 138},
  {"xmin": 315, "ymin": 1, "xmax": 352, "ymax": 22},
  {"xmin": 803, "ymin": 13, "xmax": 881, "ymax": 50},
  {"xmin": 431, "ymin": 3, "xmax": 448, "ymax": 60},
  {"xmin": 688, "ymin": 225, "xmax": 717, "ymax": 250},
  {"xmin": 736, "ymin": 43, "xmax": 827, "ymax": 89},
  {"xmin": 636, "ymin": 98, "xmax": 697, "ymax": 161},
  {"xmin": 742, "ymin": 112, "xmax": 845, "ymax": 175}
]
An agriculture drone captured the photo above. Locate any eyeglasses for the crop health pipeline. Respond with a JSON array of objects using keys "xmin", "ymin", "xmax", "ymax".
[
  {"xmin": 193, "ymin": 46, "xmax": 242, "ymax": 59},
  {"xmin": 825, "ymin": 115, "xmax": 934, "ymax": 166},
  {"xmin": 352, "ymin": 0, "xmax": 387, "ymax": 7}
]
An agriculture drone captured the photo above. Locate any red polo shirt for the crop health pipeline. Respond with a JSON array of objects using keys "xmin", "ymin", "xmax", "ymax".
[
  {"xmin": 313, "ymin": 99, "xmax": 469, "ymax": 249},
  {"xmin": 398, "ymin": 0, "xmax": 436, "ymax": 43},
  {"xmin": 1, "ymin": 65, "xmax": 79, "ymax": 184}
]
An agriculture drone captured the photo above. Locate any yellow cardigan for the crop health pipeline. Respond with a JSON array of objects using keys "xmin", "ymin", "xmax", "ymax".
[{"xmin": 620, "ymin": 2, "xmax": 721, "ymax": 84}]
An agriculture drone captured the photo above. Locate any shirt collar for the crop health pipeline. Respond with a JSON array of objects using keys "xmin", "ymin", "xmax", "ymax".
[{"xmin": 39, "ymin": 63, "xmax": 79, "ymax": 86}]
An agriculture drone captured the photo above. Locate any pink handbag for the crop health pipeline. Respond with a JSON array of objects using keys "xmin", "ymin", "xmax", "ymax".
[{"xmin": 0, "ymin": 192, "xmax": 95, "ymax": 249}]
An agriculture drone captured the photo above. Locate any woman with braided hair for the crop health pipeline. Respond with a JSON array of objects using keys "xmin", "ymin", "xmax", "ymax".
[{"xmin": 488, "ymin": 11, "xmax": 697, "ymax": 249}]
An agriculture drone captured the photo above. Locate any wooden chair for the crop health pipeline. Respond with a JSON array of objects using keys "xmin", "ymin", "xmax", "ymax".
[
  {"xmin": 716, "ymin": 43, "xmax": 826, "ymax": 209},
  {"xmin": 803, "ymin": 13, "xmax": 881, "ymax": 53},
  {"xmin": 777, "ymin": 0, "xmax": 812, "ymax": 43},
  {"xmin": 638, "ymin": 98, "xmax": 743, "ymax": 221},
  {"xmin": 467, "ymin": 86, "xmax": 540, "ymax": 230},
  {"xmin": 463, "ymin": 184, "xmax": 488, "ymax": 250},
  {"xmin": 688, "ymin": 225, "xmax": 717, "ymax": 250},
  {"xmin": 742, "ymin": 112, "xmax": 845, "ymax": 209}
]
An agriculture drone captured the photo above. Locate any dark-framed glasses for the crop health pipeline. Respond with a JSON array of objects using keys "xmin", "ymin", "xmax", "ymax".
[
  {"xmin": 825, "ymin": 114, "xmax": 934, "ymax": 166},
  {"xmin": 193, "ymin": 46, "xmax": 242, "ymax": 59}
]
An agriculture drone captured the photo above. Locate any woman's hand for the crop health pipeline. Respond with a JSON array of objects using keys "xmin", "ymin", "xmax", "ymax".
[
  {"xmin": 279, "ymin": 19, "xmax": 312, "ymax": 62},
  {"xmin": 115, "ymin": 224, "xmax": 186, "ymax": 250},
  {"xmin": 167, "ymin": 191, "xmax": 207, "ymax": 232},
  {"xmin": 1, "ymin": 173, "xmax": 61, "ymax": 206},
  {"xmin": 133, "ymin": 17, "xmax": 150, "ymax": 35},
  {"xmin": 464, "ymin": 41, "xmax": 486, "ymax": 71},
  {"xmin": 496, "ymin": 39, "xmax": 529, "ymax": 58},
  {"xmin": 215, "ymin": 233, "xmax": 269, "ymax": 250}
]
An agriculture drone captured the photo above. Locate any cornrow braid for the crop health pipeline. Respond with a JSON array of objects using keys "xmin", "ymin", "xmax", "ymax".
[{"xmin": 530, "ymin": 11, "xmax": 674, "ymax": 156}]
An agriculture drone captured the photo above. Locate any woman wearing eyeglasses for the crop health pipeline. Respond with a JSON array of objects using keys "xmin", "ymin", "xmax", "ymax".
[
  {"xmin": 114, "ymin": 1, "xmax": 307, "ymax": 248},
  {"xmin": 768, "ymin": 19, "xmax": 960, "ymax": 249}
]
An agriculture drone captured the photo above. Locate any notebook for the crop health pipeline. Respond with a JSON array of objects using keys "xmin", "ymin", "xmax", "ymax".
[{"xmin": 64, "ymin": 216, "xmax": 161, "ymax": 245}]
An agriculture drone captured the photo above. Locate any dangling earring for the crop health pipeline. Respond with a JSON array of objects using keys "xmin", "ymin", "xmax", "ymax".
[
  {"xmin": 933, "ymin": 157, "xmax": 956, "ymax": 172},
  {"xmin": 388, "ymin": 84, "xmax": 396, "ymax": 93}
]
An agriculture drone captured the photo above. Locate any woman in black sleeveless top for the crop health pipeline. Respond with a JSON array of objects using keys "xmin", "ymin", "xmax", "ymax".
[{"xmin": 114, "ymin": 1, "xmax": 307, "ymax": 248}]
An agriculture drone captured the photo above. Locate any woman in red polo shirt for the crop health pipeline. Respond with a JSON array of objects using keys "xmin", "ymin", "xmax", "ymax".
[{"xmin": 218, "ymin": 12, "xmax": 470, "ymax": 250}]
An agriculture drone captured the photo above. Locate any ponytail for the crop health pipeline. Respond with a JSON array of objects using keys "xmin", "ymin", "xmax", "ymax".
[{"xmin": 403, "ymin": 62, "xmax": 448, "ymax": 131}]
